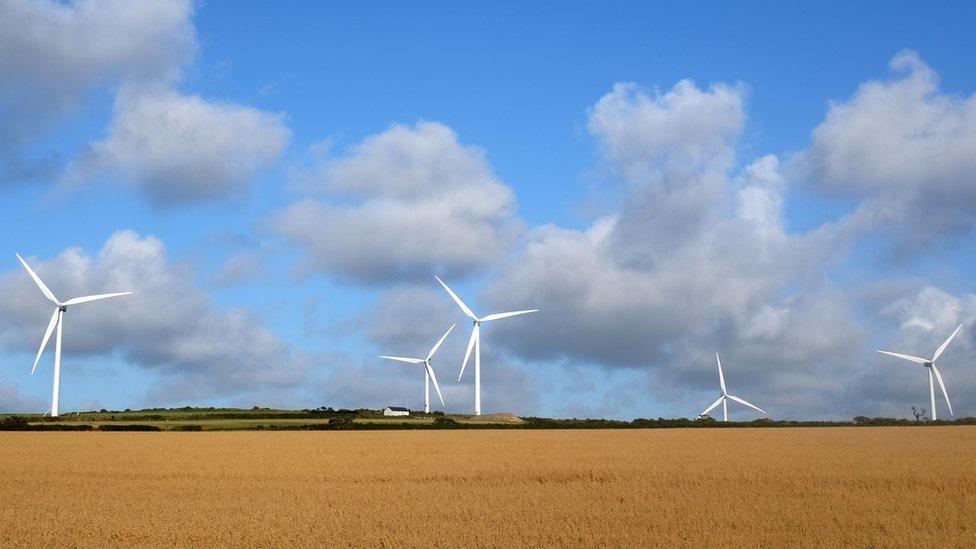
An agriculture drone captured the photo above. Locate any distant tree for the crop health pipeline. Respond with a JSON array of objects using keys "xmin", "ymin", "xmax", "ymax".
[
  {"xmin": 852, "ymin": 416, "xmax": 870, "ymax": 424},
  {"xmin": 912, "ymin": 407, "xmax": 928, "ymax": 422}
]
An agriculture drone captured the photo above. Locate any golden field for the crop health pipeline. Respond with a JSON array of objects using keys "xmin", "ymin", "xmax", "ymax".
[{"xmin": 1, "ymin": 427, "xmax": 974, "ymax": 547}]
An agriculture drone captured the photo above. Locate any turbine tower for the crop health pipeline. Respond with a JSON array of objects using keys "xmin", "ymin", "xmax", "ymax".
[
  {"xmin": 435, "ymin": 276, "xmax": 537, "ymax": 416},
  {"xmin": 380, "ymin": 324, "xmax": 455, "ymax": 413},
  {"xmin": 698, "ymin": 353, "xmax": 766, "ymax": 422},
  {"xmin": 16, "ymin": 254, "xmax": 132, "ymax": 417},
  {"xmin": 877, "ymin": 324, "xmax": 962, "ymax": 421}
]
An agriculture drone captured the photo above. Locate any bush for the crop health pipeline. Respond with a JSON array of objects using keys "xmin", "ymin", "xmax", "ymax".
[
  {"xmin": 328, "ymin": 415, "xmax": 356, "ymax": 429},
  {"xmin": 0, "ymin": 416, "xmax": 29, "ymax": 430},
  {"xmin": 171, "ymin": 424, "xmax": 203, "ymax": 431},
  {"xmin": 98, "ymin": 424, "xmax": 162, "ymax": 431},
  {"xmin": 29, "ymin": 424, "xmax": 94, "ymax": 431},
  {"xmin": 433, "ymin": 417, "xmax": 459, "ymax": 428}
]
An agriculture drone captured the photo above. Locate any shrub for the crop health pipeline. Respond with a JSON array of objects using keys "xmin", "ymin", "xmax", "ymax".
[
  {"xmin": 29, "ymin": 424, "xmax": 94, "ymax": 431},
  {"xmin": 98, "ymin": 424, "xmax": 162, "ymax": 432},
  {"xmin": 329, "ymin": 416, "xmax": 356, "ymax": 429},
  {"xmin": 0, "ymin": 416, "xmax": 29, "ymax": 430},
  {"xmin": 172, "ymin": 424, "xmax": 203, "ymax": 431}
]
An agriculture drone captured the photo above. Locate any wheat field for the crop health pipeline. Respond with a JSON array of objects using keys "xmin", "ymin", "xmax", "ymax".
[{"xmin": 1, "ymin": 427, "xmax": 974, "ymax": 547}]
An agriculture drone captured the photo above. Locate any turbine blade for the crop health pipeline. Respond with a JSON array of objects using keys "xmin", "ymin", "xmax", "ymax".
[
  {"xmin": 932, "ymin": 324, "xmax": 964, "ymax": 362},
  {"xmin": 62, "ymin": 292, "xmax": 133, "ymax": 306},
  {"xmin": 716, "ymin": 353, "xmax": 726, "ymax": 394},
  {"xmin": 877, "ymin": 350, "xmax": 929, "ymax": 364},
  {"xmin": 480, "ymin": 309, "xmax": 539, "ymax": 322},
  {"xmin": 931, "ymin": 364, "xmax": 953, "ymax": 416},
  {"xmin": 426, "ymin": 362, "xmax": 445, "ymax": 406},
  {"xmin": 699, "ymin": 397, "xmax": 724, "ymax": 417},
  {"xmin": 31, "ymin": 309, "xmax": 60, "ymax": 375},
  {"xmin": 16, "ymin": 254, "xmax": 58, "ymax": 304},
  {"xmin": 434, "ymin": 276, "xmax": 477, "ymax": 320},
  {"xmin": 458, "ymin": 324, "xmax": 478, "ymax": 381},
  {"xmin": 727, "ymin": 394, "xmax": 766, "ymax": 414},
  {"xmin": 427, "ymin": 323, "xmax": 456, "ymax": 361},
  {"xmin": 379, "ymin": 356, "xmax": 424, "ymax": 364}
]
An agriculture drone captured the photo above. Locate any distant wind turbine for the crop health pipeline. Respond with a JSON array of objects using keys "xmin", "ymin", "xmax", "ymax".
[
  {"xmin": 380, "ymin": 324, "xmax": 455, "ymax": 413},
  {"xmin": 877, "ymin": 324, "xmax": 962, "ymax": 421},
  {"xmin": 435, "ymin": 276, "xmax": 537, "ymax": 416},
  {"xmin": 16, "ymin": 254, "xmax": 132, "ymax": 417},
  {"xmin": 698, "ymin": 353, "xmax": 766, "ymax": 422}
]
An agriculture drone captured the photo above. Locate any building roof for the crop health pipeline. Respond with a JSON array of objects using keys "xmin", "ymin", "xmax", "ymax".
[{"xmin": 385, "ymin": 406, "xmax": 410, "ymax": 412}]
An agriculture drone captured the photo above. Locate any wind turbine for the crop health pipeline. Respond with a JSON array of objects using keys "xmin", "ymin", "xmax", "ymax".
[
  {"xmin": 877, "ymin": 324, "xmax": 962, "ymax": 421},
  {"xmin": 380, "ymin": 324, "xmax": 455, "ymax": 413},
  {"xmin": 16, "ymin": 253, "xmax": 132, "ymax": 417},
  {"xmin": 435, "ymin": 276, "xmax": 537, "ymax": 416},
  {"xmin": 698, "ymin": 353, "xmax": 766, "ymax": 422}
]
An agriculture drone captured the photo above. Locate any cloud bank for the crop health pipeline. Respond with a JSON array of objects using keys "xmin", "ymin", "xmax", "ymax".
[{"xmin": 271, "ymin": 122, "xmax": 519, "ymax": 283}]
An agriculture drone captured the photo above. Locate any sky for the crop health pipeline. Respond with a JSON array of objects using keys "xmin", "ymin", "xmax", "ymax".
[{"xmin": 2, "ymin": 0, "xmax": 976, "ymax": 420}]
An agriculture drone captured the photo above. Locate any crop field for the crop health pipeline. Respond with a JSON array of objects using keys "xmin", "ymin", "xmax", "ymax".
[{"xmin": 1, "ymin": 428, "xmax": 974, "ymax": 547}]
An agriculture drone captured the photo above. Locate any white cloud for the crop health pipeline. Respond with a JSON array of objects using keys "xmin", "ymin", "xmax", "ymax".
[
  {"xmin": 587, "ymin": 80, "xmax": 746, "ymax": 183},
  {"xmin": 0, "ymin": 0, "xmax": 195, "ymax": 151},
  {"xmin": 271, "ymin": 122, "xmax": 519, "ymax": 283},
  {"xmin": 66, "ymin": 89, "xmax": 290, "ymax": 204},
  {"xmin": 800, "ymin": 50, "xmax": 976, "ymax": 249},
  {"xmin": 0, "ymin": 231, "xmax": 309, "ymax": 405},
  {"xmin": 1, "ymin": 0, "xmax": 291, "ymax": 202},
  {"xmin": 476, "ymin": 79, "xmax": 867, "ymax": 419}
]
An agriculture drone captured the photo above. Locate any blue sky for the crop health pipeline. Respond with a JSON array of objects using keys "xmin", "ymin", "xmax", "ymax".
[{"xmin": 2, "ymin": 1, "xmax": 976, "ymax": 420}]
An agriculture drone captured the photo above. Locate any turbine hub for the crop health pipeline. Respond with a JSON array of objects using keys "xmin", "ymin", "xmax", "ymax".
[{"xmin": 59, "ymin": 305, "xmax": 67, "ymax": 312}]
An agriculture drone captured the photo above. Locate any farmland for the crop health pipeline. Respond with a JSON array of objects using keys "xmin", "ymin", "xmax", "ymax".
[{"xmin": 1, "ymin": 428, "xmax": 974, "ymax": 546}]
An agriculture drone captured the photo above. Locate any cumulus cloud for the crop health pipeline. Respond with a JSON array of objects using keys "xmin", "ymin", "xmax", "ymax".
[
  {"xmin": 0, "ymin": 231, "xmax": 309, "ymax": 406},
  {"xmin": 0, "ymin": 0, "xmax": 195, "ymax": 155},
  {"xmin": 799, "ymin": 50, "xmax": 976, "ymax": 250},
  {"xmin": 587, "ymin": 80, "xmax": 746, "ymax": 182},
  {"xmin": 586, "ymin": 80, "xmax": 748, "ymax": 265},
  {"xmin": 66, "ymin": 89, "xmax": 290, "ymax": 205},
  {"xmin": 270, "ymin": 122, "xmax": 519, "ymax": 283},
  {"xmin": 475, "ymin": 79, "xmax": 870, "ymax": 419},
  {"xmin": 1, "ymin": 0, "xmax": 290, "ymax": 202}
]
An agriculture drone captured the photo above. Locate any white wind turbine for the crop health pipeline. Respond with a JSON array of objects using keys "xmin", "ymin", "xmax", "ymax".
[
  {"xmin": 435, "ymin": 276, "xmax": 537, "ymax": 416},
  {"xmin": 16, "ymin": 254, "xmax": 132, "ymax": 417},
  {"xmin": 698, "ymin": 353, "xmax": 766, "ymax": 422},
  {"xmin": 877, "ymin": 324, "xmax": 962, "ymax": 421},
  {"xmin": 380, "ymin": 324, "xmax": 455, "ymax": 413}
]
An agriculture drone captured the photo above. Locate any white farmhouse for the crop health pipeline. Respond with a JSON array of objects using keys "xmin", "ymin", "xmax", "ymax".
[{"xmin": 383, "ymin": 406, "xmax": 410, "ymax": 417}]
